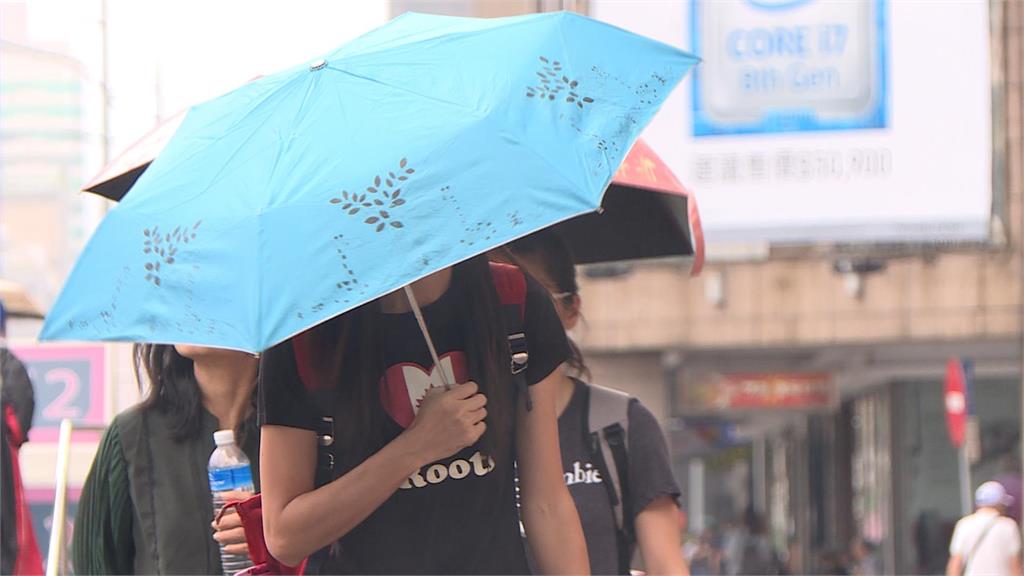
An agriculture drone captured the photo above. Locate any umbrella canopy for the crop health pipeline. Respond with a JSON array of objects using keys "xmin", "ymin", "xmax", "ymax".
[
  {"xmin": 42, "ymin": 11, "xmax": 698, "ymax": 353},
  {"xmin": 552, "ymin": 138, "xmax": 704, "ymax": 274},
  {"xmin": 88, "ymin": 124, "xmax": 705, "ymax": 275},
  {"xmin": 0, "ymin": 280, "xmax": 44, "ymax": 320}
]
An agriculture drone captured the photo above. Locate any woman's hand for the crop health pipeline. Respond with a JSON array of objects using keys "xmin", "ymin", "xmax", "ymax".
[
  {"xmin": 402, "ymin": 381, "xmax": 487, "ymax": 466},
  {"xmin": 212, "ymin": 491, "xmax": 252, "ymax": 558}
]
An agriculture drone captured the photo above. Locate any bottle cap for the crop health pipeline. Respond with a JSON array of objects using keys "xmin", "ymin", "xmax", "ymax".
[{"xmin": 213, "ymin": 429, "xmax": 235, "ymax": 446}]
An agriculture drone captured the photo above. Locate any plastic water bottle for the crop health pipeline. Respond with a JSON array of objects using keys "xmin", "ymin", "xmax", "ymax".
[{"xmin": 208, "ymin": 429, "xmax": 254, "ymax": 575}]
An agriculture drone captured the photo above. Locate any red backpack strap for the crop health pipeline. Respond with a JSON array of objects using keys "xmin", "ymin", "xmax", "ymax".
[
  {"xmin": 488, "ymin": 262, "xmax": 532, "ymax": 410},
  {"xmin": 291, "ymin": 331, "xmax": 318, "ymax": 392},
  {"xmin": 489, "ymin": 262, "xmax": 527, "ymax": 321}
]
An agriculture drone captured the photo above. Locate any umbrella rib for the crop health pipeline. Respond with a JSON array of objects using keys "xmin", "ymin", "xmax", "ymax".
[
  {"xmin": 556, "ymin": 18, "xmax": 607, "ymax": 197},
  {"xmin": 325, "ymin": 66, "xmax": 485, "ymax": 117},
  {"xmin": 125, "ymin": 74, "xmax": 309, "ymax": 212},
  {"xmin": 517, "ymin": 135, "xmax": 594, "ymax": 211}
]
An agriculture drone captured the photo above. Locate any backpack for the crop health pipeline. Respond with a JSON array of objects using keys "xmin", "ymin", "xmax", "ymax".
[
  {"xmin": 582, "ymin": 382, "xmax": 635, "ymax": 575},
  {"xmin": 228, "ymin": 262, "xmax": 531, "ymax": 574}
]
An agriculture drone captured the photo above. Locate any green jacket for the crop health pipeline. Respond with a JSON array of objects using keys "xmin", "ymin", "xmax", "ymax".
[{"xmin": 73, "ymin": 405, "xmax": 259, "ymax": 575}]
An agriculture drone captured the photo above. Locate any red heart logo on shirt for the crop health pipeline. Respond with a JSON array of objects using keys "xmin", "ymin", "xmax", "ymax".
[{"xmin": 379, "ymin": 351, "xmax": 469, "ymax": 428}]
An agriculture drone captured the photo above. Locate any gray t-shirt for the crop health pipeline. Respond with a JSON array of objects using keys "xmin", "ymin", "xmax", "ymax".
[{"xmin": 558, "ymin": 379, "xmax": 681, "ymax": 575}]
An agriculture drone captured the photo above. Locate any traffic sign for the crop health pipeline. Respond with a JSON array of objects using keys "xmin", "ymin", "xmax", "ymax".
[{"xmin": 944, "ymin": 357, "xmax": 968, "ymax": 448}]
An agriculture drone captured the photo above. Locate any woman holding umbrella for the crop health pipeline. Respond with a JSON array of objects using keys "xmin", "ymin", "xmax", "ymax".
[
  {"xmin": 259, "ymin": 255, "xmax": 588, "ymax": 574},
  {"xmin": 508, "ymin": 229, "xmax": 688, "ymax": 576},
  {"xmin": 37, "ymin": 10, "xmax": 699, "ymax": 575}
]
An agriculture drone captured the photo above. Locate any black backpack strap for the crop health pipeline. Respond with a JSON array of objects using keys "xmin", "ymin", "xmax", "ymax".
[
  {"xmin": 503, "ymin": 303, "xmax": 531, "ymax": 410},
  {"xmin": 603, "ymin": 423, "xmax": 633, "ymax": 542},
  {"xmin": 313, "ymin": 415, "xmax": 335, "ymax": 487},
  {"xmin": 584, "ymin": 383, "xmax": 634, "ymax": 573},
  {"xmin": 283, "ymin": 336, "xmax": 336, "ymax": 486}
]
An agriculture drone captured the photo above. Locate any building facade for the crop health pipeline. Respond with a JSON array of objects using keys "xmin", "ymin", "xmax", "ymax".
[{"xmin": 577, "ymin": 2, "xmax": 1024, "ymax": 572}]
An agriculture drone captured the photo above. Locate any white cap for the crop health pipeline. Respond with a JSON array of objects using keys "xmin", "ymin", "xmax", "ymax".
[
  {"xmin": 213, "ymin": 429, "xmax": 236, "ymax": 446},
  {"xmin": 976, "ymin": 481, "xmax": 1014, "ymax": 508}
]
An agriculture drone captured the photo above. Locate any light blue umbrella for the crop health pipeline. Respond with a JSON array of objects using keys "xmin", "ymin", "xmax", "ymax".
[{"xmin": 42, "ymin": 11, "xmax": 698, "ymax": 353}]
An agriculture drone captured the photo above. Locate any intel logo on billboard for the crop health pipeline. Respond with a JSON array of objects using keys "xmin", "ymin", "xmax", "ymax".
[
  {"xmin": 691, "ymin": 0, "xmax": 888, "ymax": 136},
  {"xmin": 745, "ymin": 0, "xmax": 813, "ymax": 10}
]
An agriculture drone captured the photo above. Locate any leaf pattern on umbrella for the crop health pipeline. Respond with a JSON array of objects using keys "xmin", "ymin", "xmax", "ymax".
[
  {"xmin": 440, "ymin": 185, "xmax": 496, "ymax": 247},
  {"xmin": 526, "ymin": 57, "xmax": 594, "ymax": 109},
  {"xmin": 330, "ymin": 158, "xmax": 413, "ymax": 232},
  {"xmin": 143, "ymin": 221, "xmax": 201, "ymax": 286}
]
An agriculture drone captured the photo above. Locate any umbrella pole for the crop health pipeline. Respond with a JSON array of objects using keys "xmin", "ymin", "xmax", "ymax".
[{"xmin": 403, "ymin": 285, "xmax": 454, "ymax": 390}]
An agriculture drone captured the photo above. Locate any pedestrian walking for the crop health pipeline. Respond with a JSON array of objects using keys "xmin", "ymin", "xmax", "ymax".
[
  {"xmin": 738, "ymin": 512, "xmax": 781, "ymax": 576},
  {"xmin": 848, "ymin": 537, "xmax": 882, "ymax": 576},
  {"xmin": 259, "ymin": 258, "xmax": 589, "ymax": 574},
  {"xmin": 946, "ymin": 481, "xmax": 1022, "ymax": 576},
  {"xmin": 685, "ymin": 528, "xmax": 723, "ymax": 576},
  {"xmin": 0, "ymin": 301, "xmax": 43, "ymax": 576},
  {"xmin": 73, "ymin": 344, "xmax": 258, "ymax": 574},
  {"xmin": 508, "ymin": 229, "xmax": 688, "ymax": 575}
]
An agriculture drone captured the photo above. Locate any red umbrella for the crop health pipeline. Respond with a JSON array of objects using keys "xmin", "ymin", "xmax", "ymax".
[
  {"xmin": 553, "ymin": 138, "xmax": 704, "ymax": 274},
  {"xmin": 84, "ymin": 112, "xmax": 702, "ymax": 274}
]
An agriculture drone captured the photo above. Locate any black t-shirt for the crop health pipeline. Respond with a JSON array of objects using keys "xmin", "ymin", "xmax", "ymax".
[
  {"xmin": 557, "ymin": 379, "xmax": 681, "ymax": 575},
  {"xmin": 259, "ymin": 271, "xmax": 569, "ymax": 574}
]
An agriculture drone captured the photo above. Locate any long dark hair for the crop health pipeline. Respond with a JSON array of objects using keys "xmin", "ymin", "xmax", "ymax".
[
  {"xmin": 508, "ymin": 229, "xmax": 590, "ymax": 379},
  {"xmin": 134, "ymin": 343, "xmax": 204, "ymax": 442},
  {"xmin": 306, "ymin": 254, "xmax": 514, "ymax": 473}
]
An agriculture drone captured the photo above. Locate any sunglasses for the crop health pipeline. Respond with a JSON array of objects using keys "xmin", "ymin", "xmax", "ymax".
[{"xmin": 551, "ymin": 291, "xmax": 575, "ymax": 305}]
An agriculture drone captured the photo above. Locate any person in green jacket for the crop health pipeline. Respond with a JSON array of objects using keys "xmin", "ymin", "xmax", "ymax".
[{"xmin": 73, "ymin": 344, "xmax": 259, "ymax": 575}]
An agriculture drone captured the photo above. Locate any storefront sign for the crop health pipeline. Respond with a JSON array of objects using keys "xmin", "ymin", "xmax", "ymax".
[
  {"xmin": 9, "ymin": 344, "xmax": 107, "ymax": 442},
  {"xmin": 680, "ymin": 371, "xmax": 836, "ymax": 413}
]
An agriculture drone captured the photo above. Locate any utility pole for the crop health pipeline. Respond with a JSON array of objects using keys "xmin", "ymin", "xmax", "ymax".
[
  {"xmin": 100, "ymin": 0, "xmax": 110, "ymax": 168},
  {"xmin": 155, "ymin": 58, "xmax": 164, "ymax": 124},
  {"xmin": 1007, "ymin": 0, "xmax": 1024, "ymax": 517}
]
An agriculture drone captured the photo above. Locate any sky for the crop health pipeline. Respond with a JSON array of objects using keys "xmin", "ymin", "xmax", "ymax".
[{"xmin": 22, "ymin": 0, "xmax": 390, "ymax": 156}]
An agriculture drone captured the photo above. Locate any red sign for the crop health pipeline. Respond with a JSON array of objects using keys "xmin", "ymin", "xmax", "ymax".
[
  {"xmin": 681, "ymin": 372, "xmax": 835, "ymax": 413},
  {"xmin": 944, "ymin": 357, "xmax": 968, "ymax": 448}
]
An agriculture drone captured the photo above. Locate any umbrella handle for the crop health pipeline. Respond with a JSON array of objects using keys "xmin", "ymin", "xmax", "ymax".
[{"xmin": 403, "ymin": 285, "xmax": 454, "ymax": 390}]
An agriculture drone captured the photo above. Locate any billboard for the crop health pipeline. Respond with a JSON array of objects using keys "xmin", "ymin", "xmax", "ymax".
[{"xmin": 591, "ymin": 0, "xmax": 993, "ymax": 245}]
